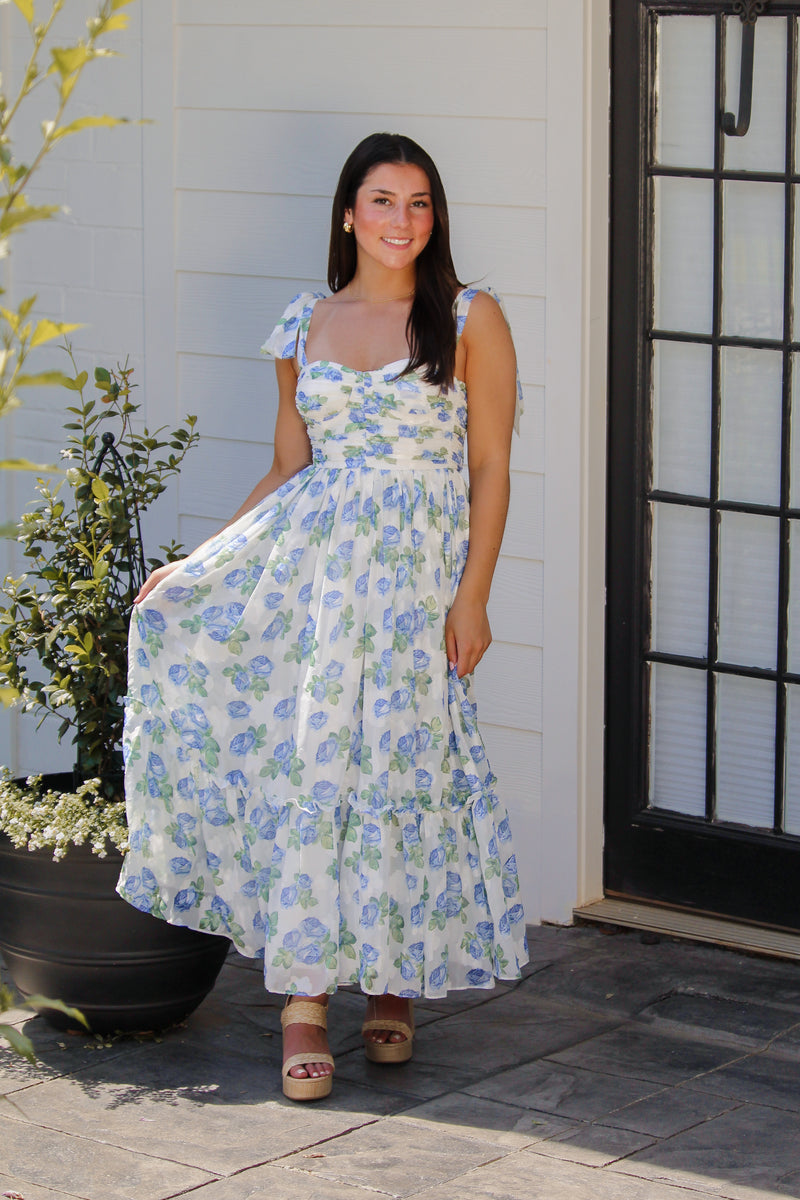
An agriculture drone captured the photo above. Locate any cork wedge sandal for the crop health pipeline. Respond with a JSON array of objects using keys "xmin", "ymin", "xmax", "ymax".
[
  {"xmin": 281, "ymin": 999, "xmax": 334, "ymax": 1101},
  {"xmin": 362, "ymin": 1000, "xmax": 414, "ymax": 1064}
]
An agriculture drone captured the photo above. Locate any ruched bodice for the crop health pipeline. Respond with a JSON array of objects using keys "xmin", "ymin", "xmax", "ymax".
[{"xmin": 298, "ymin": 359, "xmax": 466, "ymax": 471}]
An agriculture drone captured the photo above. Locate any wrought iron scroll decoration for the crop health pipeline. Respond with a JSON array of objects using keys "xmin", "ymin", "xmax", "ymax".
[
  {"xmin": 91, "ymin": 430, "xmax": 147, "ymax": 604},
  {"xmin": 722, "ymin": 0, "xmax": 770, "ymax": 137}
]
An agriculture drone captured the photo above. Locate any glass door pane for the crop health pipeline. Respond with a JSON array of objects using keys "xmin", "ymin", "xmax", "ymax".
[
  {"xmin": 652, "ymin": 340, "xmax": 712, "ymax": 497},
  {"xmin": 654, "ymin": 177, "xmax": 714, "ymax": 334},
  {"xmin": 655, "ymin": 15, "xmax": 716, "ymax": 169},
  {"xmin": 719, "ymin": 348, "xmax": 782, "ymax": 507},
  {"xmin": 721, "ymin": 181, "xmax": 785, "ymax": 340},
  {"xmin": 718, "ymin": 512, "xmax": 779, "ymax": 670},
  {"xmin": 723, "ymin": 14, "xmax": 787, "ymax": 173},
  {"xmin": 649, "ymin": 663, "xmax": 707, "ymax": 817},
  {"xmin": 716, "ymin": 675, "xmax": 776, "ymax": 828},
  {"xmin": 651, "ymin": 502, "xmax": 709, "ymax": 658}
]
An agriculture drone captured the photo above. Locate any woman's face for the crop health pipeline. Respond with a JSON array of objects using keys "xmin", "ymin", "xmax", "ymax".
[{"xmin": 345, "ymin": 161, "xmax": 435, "ymax": 274}]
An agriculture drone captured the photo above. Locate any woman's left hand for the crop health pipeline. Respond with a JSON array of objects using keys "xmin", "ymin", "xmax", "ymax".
[{"xmin": 444, "ymin": 592, "xmax": 492, "ymax": 679}]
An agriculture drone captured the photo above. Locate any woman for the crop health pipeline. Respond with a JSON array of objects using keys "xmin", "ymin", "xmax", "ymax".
[{"xmin": 119, "ymin": 133, "xmax": 528, "ymax": 1101}]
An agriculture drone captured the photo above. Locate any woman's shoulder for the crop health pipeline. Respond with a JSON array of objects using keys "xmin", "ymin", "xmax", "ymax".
[
  {"xmin": 260, "ymin": 291, "xmax": 327, "ymax": 360},
  {"xmin": 455, "ymin": 286, "xmax": 508, "ymax": 341}
]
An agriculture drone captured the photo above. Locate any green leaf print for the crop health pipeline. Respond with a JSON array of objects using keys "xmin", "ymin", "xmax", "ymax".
[
  {"xmin": 356, "ymin": 623, "xmax": 377, "ymax": 657},
  {"xmin": 389, "ymin": 908, "xmax": 405, "ymax": 944},
  {"xmin": 227, "ymin": 921, "xmax": 246, "ymax": 947},
  {"xmin": 359, "ymin": 743, "xmax": 373, "ymax": 775},
  {"xmin": 181, "ymin": 584, "xmax": 213, "ymax": 609},
  {"xmin": 284, "ymin": 634, "xmax": 318, "ymax": 665},
  {"xmin": 421, "ymin": 595, "xmax": 439, "ymax": 627},
  {"xmin": 395, "ymin": 952, "xmax": 423, "ymax": 982},
  {"xmin": 338, "ymin": 605, "xmax": 355, "ymax": 639},
  {"xmin": 393, "ymin": 629, "xmax": 410, "ymax": 653},
  {"xmin": 165, "ymin": 821, "xmax": 196, "ymax": 850},
  {"xmin": 483, "ymin": 855, "xmax": 501, "ymax": 880},
  {"xmin": 319, "ymin": 825, "xmax": 334, "ymax": 851},
  {"xmin": 239, "ymin": 561, "xmax": 262, "ymax": 597},
  {"xmin": 361, "ymin": 965, "xmax": 378, "ymax": 991},
  {"xmin": 341, "ymin": 935, "xmax": 357, "ymax": 961},
  {"xmin": 355, "ymin": 507, "xmax": 379, "ymax": 536},
  {"xmin": 362, "ymin": 844, "xmax": 382, "ymax": 870},
  {"xmin": 439, "ymin": 827, "xmax": 459, "ymax": 864},
  {"xmin": 260, "ymin": 759, "xmax": 282, "ymax": 781},
  {"xmin": 225, "ymin": 630, "xmax": 251, "ymax": 656}
]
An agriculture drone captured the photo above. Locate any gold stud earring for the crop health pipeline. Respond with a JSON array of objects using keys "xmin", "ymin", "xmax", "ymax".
[{"xmin": 343, "ymin": 221, "xmax": 354, "ymax": 233}]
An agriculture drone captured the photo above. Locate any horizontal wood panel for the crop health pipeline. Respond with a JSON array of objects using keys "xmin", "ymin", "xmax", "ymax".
[
  {"xmin": 178, "ymin": 354, "xmax": 279, "ymax": 443},
  {"xmin": 176, "ymin": 26, "xmax": 544, "ymax": 120},
  {"xmin": 177, "ymin": 191, "xmax": 544, "ymax": 298},
  {"xmin": 179, "ymin": 514, "xmax": 224, "ymax": 552},
  {"xmin": 474, "ymin": 643, "xmax": 541, "ymax": 731},
  {"xmin": 176, "ymin": 0, "xmax": 546, "ymax": 28},
  {"xmin": 178, "ymin": 434, "xmax": 273, "ymax": 520},
  {"xmin": 489, "ymin": 557, "xmax": 543, "ymax": 648},
  {"xmin": 504, "ymin": 297, "xmax": 545, "ymax": 387},
  {"xmin": 451, "ymin": 206, "xmax": 545, "ymax": 298},
  {"xmin": 511, "ymin": 385, "xmax": 544, "ymax": 473},
  {"xmin": 481, "ymin": 724, "xmax": 542, "ymax": 808},
  {"xmin": 176, "ymin": 274, "xmax": 325, "ymax": 358},
  {"xmin": 176, "ymin": 193, "xmax": 329, "ymax": 279},
  {"xmin": 176, "ymin": 109, "xmax": 545, "ymax": 208},
  {"xmin": 503, "ymin": 471, "xmax": 544, "ymax": 559}
]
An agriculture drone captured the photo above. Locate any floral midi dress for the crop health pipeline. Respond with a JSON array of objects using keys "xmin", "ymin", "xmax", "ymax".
[{"xmin": 118, "ymin": 287, "xmax": 529, "ymax": 997}]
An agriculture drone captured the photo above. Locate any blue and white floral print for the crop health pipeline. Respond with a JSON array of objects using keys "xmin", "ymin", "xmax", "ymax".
[{"xmin": 118, "ymin": 288, "xmax": 528, "ymax": 997}]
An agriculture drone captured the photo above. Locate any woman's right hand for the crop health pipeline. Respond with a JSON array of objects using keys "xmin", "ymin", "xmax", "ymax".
[{"xmin": 133, "ymin": 558, "xmax": 188, "ymax": 605}]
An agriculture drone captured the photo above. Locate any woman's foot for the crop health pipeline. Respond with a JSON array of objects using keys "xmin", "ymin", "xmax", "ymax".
[
  {"xmin": 281, "ymin": 995, "xmax": 334, "ymax": 1099},
  {"xmin": 362, "ymin": 994, "xmax": 412, "ymax": 1046},
  {"xmin": 362, "ymin": 995, "xmax": 414, "ymax": 1063}
]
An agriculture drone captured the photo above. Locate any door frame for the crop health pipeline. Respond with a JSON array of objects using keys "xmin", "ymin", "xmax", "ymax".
[{"xmin": 605, "ymin": 0, "xmax": 800, "ymax": 930}]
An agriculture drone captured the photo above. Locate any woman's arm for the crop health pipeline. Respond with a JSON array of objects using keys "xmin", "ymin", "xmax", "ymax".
[
  {"xmin": 444, "ymin": 292, "xmax": 517, "ymax": 678},
  {"xmin": 134, "ymin": 358, "xmax": 311, "ymax": 603}
]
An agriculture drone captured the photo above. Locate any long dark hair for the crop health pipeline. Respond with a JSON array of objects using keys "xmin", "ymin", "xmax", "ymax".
[{"xmin": 328, "ymin": 133, "xmax": 463, "ymax": 389}]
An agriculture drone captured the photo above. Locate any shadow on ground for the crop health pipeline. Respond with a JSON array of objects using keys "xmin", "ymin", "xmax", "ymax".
[{"xmin": 2, "ymin": 923, "xmax": 800, "ymax": 1199}]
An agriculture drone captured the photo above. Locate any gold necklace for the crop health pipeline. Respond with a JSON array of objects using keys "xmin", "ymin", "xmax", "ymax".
[{"xmin": 344, "ymin": 289, "xmax": 415, "ymax": 304}]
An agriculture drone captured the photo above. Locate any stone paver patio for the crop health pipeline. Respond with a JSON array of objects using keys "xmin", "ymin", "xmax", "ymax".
[{"xmin": 3, "ymin": 922, "xmax": 800, "ymax": 1199}]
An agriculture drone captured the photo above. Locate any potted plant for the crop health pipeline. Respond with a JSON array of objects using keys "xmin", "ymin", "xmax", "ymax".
[{"xmin": 0, "ymin": 358, "xmax": 231, "ymax": 1032}]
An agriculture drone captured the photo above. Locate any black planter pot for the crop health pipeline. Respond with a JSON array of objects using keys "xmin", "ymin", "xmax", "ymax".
[{"xmin": 0, "ymin": 785, "xmax": 230, "ymax": 1032}]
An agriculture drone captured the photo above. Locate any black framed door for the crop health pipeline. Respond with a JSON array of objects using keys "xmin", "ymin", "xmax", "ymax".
[{"xmin": 607, "ymin": 0, "xmax": 800, "ymax": 929}]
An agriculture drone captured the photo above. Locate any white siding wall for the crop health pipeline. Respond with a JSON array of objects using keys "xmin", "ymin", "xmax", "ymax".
[
  {"xmin": 1, "ymin": 0, "xmax": 147, "ymax": 774},
  {"xmin": 171, "ymin": 0, "xmax": 546, "ymax": 920},
  {"xmin": 2, "ymin": 0, "xmax": 605, "ymax": 926}
]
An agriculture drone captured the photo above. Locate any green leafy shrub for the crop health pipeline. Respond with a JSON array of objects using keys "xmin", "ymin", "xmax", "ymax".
[{"xmin": 0, "ymin": 357, "xmax": 198, "ymax": 850}]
